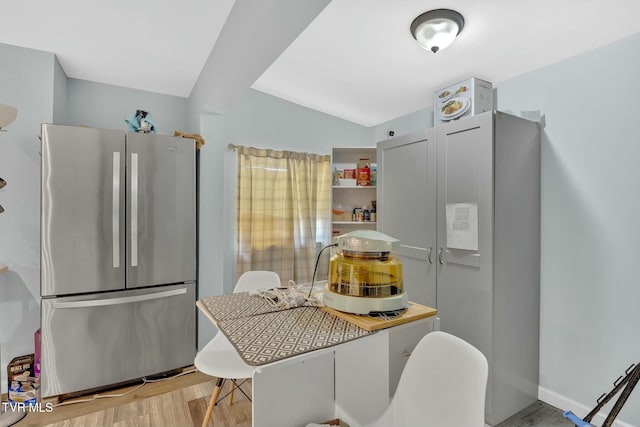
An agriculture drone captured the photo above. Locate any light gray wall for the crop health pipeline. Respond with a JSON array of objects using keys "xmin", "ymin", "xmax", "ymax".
[
  {"xmin": 497, "ymin": 33, "xmax": 640, "ymax": 426},
  {"xmin": 0, "ymin": 43, "xmax": 56, "ymax": 393},
  {"xmin": 53, "ymin": 56, "xmax": 68, "ymax": 125},
  {"xmin": 372, "ymin": 106, "xmax": 434, "ymax": 143},
  {"xmin": 196, "ymin": 89, "xmax": 372, "ymax": 348},
  {"xmin": 2, "ymin": 41, "xmax": 372, "ymax": 388},
  {"xmin": 371, "ymin": 33, "xmax": 640, "ymax": 426},
  {"xmin": 0, "ymin": 44, "xmax": 194, "ymax": 394},
  {"xmin": 224, "ymin": 89, "xmax": 372, "ymax": 153},
  {"xmin": 66, "ymin": 79, "xmax": 190, "ymax": 133}
]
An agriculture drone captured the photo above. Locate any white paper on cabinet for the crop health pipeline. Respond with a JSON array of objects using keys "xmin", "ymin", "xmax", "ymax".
[{"xmin": 446, "ymin": 203, "xmax": 478, "ymax": 251}]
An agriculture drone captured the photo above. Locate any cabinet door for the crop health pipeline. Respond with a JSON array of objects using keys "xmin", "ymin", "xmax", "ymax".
[
  {"xmin": 387, "ymin": 317, "xmax": 433, "ymax": 397},
  {"xmin": 436, "ymin": 111, "xmax": 494, "ymax": 355},
  {"xmin": 377, "ymin": 129, "xmax": 436, "ymax": 306}
]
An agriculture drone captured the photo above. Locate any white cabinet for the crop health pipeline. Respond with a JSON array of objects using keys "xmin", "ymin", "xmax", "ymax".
[
  {"xmin": 331, "ymin": 147, "xmax": 377, "ymax": 237},
  {"xmin": 252, "ymin": 316, "xmax": 434, "ymax": 427},
  {"xmin": 333, "ymin": 316, "xmax": 433, "ymax": 426},
  {"xmin": 377, "ymin": 111, "xmax": 541, "ymax": 426},
  {"xmin": 386, "ymin": 317, "xmax": 434, "ymax": 397}
]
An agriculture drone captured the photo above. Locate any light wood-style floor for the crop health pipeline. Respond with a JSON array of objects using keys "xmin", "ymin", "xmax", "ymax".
[
  {"xmin": 8, "ymin": 368, "xmax": 567, "ymax": 427},
  {"xmin": 14, "ymin": 370, "xmax": 253, "ymax": 427}
]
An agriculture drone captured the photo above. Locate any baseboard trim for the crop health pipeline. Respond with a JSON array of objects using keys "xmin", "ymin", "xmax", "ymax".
[{"xmin": 538, "ymin": 386, "xmax": 635, "ymax": 427}]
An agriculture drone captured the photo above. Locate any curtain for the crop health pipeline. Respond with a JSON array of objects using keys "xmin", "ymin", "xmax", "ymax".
[{"xmin": 235, "ymin": 146, "xmax": 332, "ymax": 284}]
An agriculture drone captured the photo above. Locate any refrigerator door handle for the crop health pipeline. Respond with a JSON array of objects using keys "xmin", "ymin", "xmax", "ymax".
[
  {"xmin": 131, "ymin": 152, "xmax": 139, "ymax": 267},
  {"xmin": 112, "ymin": 152, "xmax": 120, "ymax": 268},
  {"xmin": 51, "ymin": 288, "xmax": 187, "ymax": 309}
]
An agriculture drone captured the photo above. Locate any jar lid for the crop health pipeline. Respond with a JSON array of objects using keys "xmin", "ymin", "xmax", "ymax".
[{"xmin": 335, "ymin": 230, "xmax": 399, "ymax": 253}]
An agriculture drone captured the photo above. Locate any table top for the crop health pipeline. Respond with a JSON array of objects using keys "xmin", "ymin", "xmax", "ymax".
[
  {"xmin": 322, "ymin": 302, "xmax": 437, "ymax": 331},
  {"xmin": 196, "ymin": 292, "xmax": 437, "ymax": 366},
  {"xmin": 197, "ymin": 295, "xmax": 372, "ymax": 366}
]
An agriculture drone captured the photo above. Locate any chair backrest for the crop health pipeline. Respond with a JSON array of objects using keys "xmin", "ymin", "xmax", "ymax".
[
  {"xmin": 365, "ymin": 330, "xmax": 488, "ymax": 427},
  {"xmin": 234, "ymin": 270, "xmax": 281, "ymax": 293}
]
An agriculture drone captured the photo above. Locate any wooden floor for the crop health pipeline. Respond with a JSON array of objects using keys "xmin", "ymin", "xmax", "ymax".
[{"xmin": 14, "ymin": 370, "xmax": 253, "ymax": 427}]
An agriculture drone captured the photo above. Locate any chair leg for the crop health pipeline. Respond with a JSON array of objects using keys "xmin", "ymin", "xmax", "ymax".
[
  {"xmin": 202, "ymin": 378, "xmax": 224, "ymax": 427},
  {"xmin": 229, "ymin": 380, "xmax": 235, "ymax": 405}
]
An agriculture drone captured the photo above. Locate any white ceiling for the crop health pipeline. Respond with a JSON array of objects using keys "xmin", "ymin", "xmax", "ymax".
[{"xmin": 3, "ymin": 0, "xmax": 640, "ymax": 127}]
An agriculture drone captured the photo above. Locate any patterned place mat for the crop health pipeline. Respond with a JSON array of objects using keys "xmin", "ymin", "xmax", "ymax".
[
  {"xmin": 199, "ymin": 292, "xmax": 283, "ymax": 321},
  {"xmin": 218, "ymin": 306, "xmax": 372, "ymax": 366},
  {"xmin": 198, "ymin": 292, "xmax": 373, "ymax": 366}
]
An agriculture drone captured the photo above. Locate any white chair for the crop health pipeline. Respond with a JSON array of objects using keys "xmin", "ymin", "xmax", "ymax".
[
  {"xmin": 195, "ymin": 270, "xmax": 281, "ymax": 427},
  {"xmin": 360, "ymin": 330, "xmax": 488, "ymax": 427}
]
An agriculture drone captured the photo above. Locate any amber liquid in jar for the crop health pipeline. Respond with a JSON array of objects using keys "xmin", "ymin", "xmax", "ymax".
[{"xmin": 328, "ymin": 251, "xmax": 403, "ymax": 298}]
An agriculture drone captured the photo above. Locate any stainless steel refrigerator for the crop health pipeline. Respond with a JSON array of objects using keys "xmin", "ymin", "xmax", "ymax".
[{"xmin": 40, "ymin": 124, "xmax": 197, "ymax": 397}]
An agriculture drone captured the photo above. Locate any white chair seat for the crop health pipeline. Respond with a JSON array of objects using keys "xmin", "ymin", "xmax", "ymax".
[
  {"xmin": 195, "ymin": 270, "xmax": 281, "ymax": 427},
  {"xmin": 194, "ymin": 333, "xmax": 254, "ymax": 380}
]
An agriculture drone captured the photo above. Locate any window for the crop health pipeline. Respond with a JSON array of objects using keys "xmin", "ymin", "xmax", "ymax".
[{"xmin": 235, "ymin": 146, "xmax": 331, "ymax": 284}]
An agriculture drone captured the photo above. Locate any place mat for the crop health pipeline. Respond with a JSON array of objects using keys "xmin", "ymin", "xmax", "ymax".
[
  {"xmin": 197, "ymin": 293, "xmax": 373, "ymax": 366},
  {"xmin": 199, "ymin": 292, "xmax": 283, "ymax": 321},
  {"xmin": 217, "ymin": 306, "xmax": 372, "ymax": 366}
]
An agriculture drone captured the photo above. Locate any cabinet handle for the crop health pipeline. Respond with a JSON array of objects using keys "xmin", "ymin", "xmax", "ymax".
[
  {"xmin": 131, "ymin": 153, "xmax": 139, "ymax": 267},
  {"xmin": 427, "ymin": 247, "xmax": 433, "ymax": 264},
  {"xmin": 112, "ymin": 152, "xmax": 120, "ymax": 268},
  {"xmin": 438, "ymin": 247, "xmax": 445, "ymax": 265},
  {"xmin": 52, "ymin": 288, "xmax": 187, "ymax": 309}
]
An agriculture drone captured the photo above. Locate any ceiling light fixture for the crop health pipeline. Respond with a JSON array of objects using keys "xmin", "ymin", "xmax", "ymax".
[{"xmin": 410, "ymin": 9, "xmax": 465, "ymax": 53}]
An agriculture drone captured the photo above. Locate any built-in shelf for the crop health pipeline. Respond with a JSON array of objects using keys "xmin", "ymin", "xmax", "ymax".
[
  {"xmin": 332, "ymin": 221, "xmax": 377, "ymax": 225},
  {"xmin": 331, "ymin": 146, "xmax": 377, "ymax": 237},
  {"xmin": 0, "ymin": 264, "xmax": 8, "ymax": 274}
]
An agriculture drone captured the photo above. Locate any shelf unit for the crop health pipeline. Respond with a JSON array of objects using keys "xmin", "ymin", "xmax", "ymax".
[{"xmin": 331, "ymin": 147, "xmax": 377, "ymax": 237}]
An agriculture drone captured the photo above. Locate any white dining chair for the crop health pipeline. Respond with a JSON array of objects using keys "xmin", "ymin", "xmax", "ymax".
[
  {"xmin": 359, "ymin": 330, "xmax": 488, "ymax": 427},
  {"xmin": 195, "ymin": 270, "xmax": 281, "ymax": 427}
]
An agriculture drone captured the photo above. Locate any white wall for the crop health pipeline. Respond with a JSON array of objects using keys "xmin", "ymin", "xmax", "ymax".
[
  {"xmin": 371, "ymin": 33, "xmax": 640, "ymax": 426},
  {"xmin": 497, "ymin": 33, "xmax": 640, "ymax": 426},
  {"xmin": 0, "ymin": 42, "xmax": 371, "ymax": 383},
  {"xmin": 52, "ymin": 56, "xmax": 68, "ymax": 125},
  {"xmin": 372, "ymin": 106, "xmax": 434, "ymax": 143},
  {"xmin": 0, "ymin": 44, "xmax": 193, "ymax": 394},
  {"xmin": 67, "ymin": 79, "xmax": 189, "ymax": 133},
  {"xmin": 196, "ymin": 89, "xmax": 372, "ymax": 347},
  {"xmin": 0, "ymin": 43, "xmax": 56, "ymax": 393}
]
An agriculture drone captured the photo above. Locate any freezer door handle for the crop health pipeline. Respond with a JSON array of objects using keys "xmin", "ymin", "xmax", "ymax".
[
  {"xmin": 51, "ymin": 288, "xmax": 187, "ymax": 309},
  {"xmin": 112, "ymin": 152, "xmax": 121, "ymax": 268},
  {"xmin": 131, "ymin": 152, "xmax": 139, "ymax": 267}
]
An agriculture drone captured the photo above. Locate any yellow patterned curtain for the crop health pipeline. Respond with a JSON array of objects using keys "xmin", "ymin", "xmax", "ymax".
[{"xmin": 235, "ymin": 146, "xmax": 331, "ymax": 284}]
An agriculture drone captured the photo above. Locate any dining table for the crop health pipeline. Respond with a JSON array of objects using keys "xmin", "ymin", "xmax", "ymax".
[{"xmin": 196, "ymin": 289, "xmax": 437, "ymax": 427}]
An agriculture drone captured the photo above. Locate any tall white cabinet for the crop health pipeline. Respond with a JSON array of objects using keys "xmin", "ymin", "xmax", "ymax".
[{"xmin": 377, "ymin": 111, "xmax": 541, "ymax": 426}]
